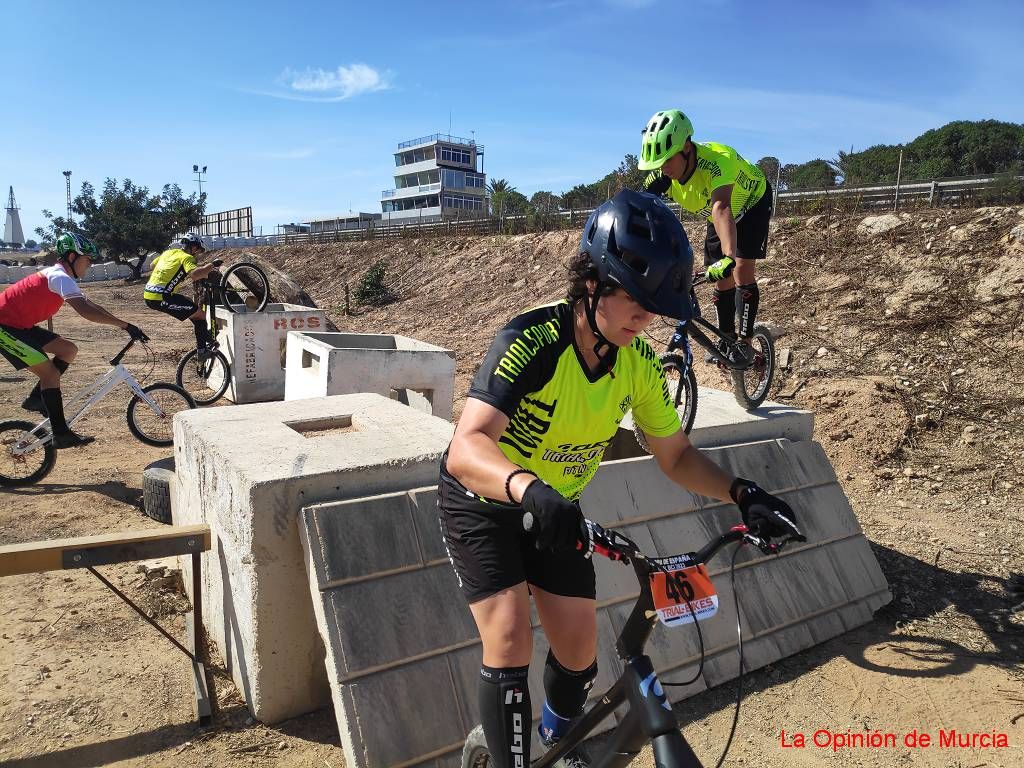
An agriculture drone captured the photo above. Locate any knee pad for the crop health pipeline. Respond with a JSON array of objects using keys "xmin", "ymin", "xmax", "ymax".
[
  {"xmin": 737, "ymin": 282, "xmax": 760, "ymax": 338},
  {"xmin": 479, "ymin": 665, "xmax": 531, "ymax": 768},
  {"xmin": 543, "ymin": 650, "xmax": 597, "ymax": 722}
]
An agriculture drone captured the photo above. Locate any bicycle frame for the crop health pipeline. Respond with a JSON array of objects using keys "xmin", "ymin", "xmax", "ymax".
[
  {"xmin": 665, "ymin": 279, "xmax": 751, "ymax": 373},
  {"xmin": 530, "ymin": 527, "xmax": 754, "ymax": 768},
  {"xmin": 10, "ymin": 340, "xmax": 163, "ymax": 454}
]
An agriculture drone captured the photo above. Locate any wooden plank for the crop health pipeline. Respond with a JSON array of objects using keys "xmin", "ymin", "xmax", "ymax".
[{"xmin": 0, "ymin": 524, "xmax": 211, "ymax": 577}]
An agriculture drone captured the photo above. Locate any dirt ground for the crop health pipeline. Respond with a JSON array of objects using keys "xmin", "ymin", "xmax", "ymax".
[{"xmin": 1, "ymin": 206, "xmax": 1023, "ymax": 767}]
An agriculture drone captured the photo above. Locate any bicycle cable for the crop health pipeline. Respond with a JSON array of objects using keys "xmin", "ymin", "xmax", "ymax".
[{"xmin": 653, "ymin": 542, "xmax": 748, "ymax": 768}]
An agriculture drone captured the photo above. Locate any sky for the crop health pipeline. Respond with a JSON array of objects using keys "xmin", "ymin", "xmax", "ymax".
[{"xmin": 3, "ymin": 0, "xmax": 1023, "ymax": 239}]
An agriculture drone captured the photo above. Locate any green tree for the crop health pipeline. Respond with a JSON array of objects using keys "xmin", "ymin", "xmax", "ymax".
[
  {"xmin": 487, "ymin": 178, "xmax": 516, "ymax": 217},
  {"xmin": 36, "ymin": 178, "xmax": 205, "ymax": 279},
  {"xmin": 784, "ymin": 159, "xmax": 838, "ymax": 190},
  {"xmin": 616, "ymin": 153, "xmax": 646, "ymax": 191},
  {"xmin": 25, "ymin": 239, "xmax": 38, "ymax": 249},
  {"xmin": 756, "ymin": 156, "xmax": 781, "ymax": 187},
  {"xmin": 530, "ymin": 191, "xmax": 562, "ymax": 213}
]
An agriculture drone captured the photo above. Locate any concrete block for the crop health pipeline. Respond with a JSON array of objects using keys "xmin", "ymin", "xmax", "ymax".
[
  {"xmin": 285, "ymin": 331, "xmax": 456, "ymax": 420},
  {"xmin": 299, "ymin": 438, "xmax": 890, "ymax": 768},
  {"xmin": 172, "ymin": 393, "xmax": 454, "ymax": 723},
  {"xmin": 214, "ymin": 302, "xmax": 328, "ymax": 403},
  {"xmin": 604, "ymin": 387, "xmax": 814, "ymax": 461}
]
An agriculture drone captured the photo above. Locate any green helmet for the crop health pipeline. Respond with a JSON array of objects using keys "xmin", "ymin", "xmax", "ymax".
[
  {"xmin": 55, "ymin": 232, "xmax": 100, "ymax": 261},
  {"xmin": 638, "ymin": 110, "xmax": 694, "ymax": 171}
]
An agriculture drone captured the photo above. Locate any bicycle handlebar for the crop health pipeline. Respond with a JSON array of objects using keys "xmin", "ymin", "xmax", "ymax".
[{"xmin": 522, "ymin": 513, "xmax": 785, "ymax": 566}]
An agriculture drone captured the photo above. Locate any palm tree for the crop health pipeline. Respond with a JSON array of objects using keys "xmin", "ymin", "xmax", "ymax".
[{"xmin": 487, "ymin": 178, "xmax": 516, "ymax": 217}]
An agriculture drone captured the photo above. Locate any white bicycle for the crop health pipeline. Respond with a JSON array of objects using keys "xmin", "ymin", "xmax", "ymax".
[{"xmin": 0, "ymin": 338, "xmax": 196, "ymax": 486}]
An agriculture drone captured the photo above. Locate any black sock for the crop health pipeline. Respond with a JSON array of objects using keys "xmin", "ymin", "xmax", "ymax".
[
  {"xmin": 41, "ymin": 388, "xmax": 69, "ymax": 434},
  {"xmin": 190, "ymin": 318, "xmax": 213, "ymax": 347},
  {"xmin": 737, "ymin": 282, "xmax": 760, "ymax": 339},
  {"xmin": 712, "ymin": 287, "xmax": 737, "ymax": 339},
  {"xmin": 30, "ymin": 359, "xmax": 71, "ymax": 401},
  {"xmin": 479, "ymin": 665, "xmax": 531, "ymax": 768}
]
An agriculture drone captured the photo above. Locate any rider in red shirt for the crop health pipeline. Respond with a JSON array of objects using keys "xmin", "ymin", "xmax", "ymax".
[{"xmin": 0, "ymin": 233, "xmax": 145, "ymax": 448}]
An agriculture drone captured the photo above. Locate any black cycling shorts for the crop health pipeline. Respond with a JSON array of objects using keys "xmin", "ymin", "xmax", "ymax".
[
  {"xmin": 145, "ymin": 294, "xmax": 198, "ymax": 321},
  {"xmin": 438, "ymin": 459, "xmax": 596, "ymax": 604},
  {"xmin": 0, "ymin": 323, "xmax": 58, "ymax": 370},
  {"xmin": 704, "ymin": 181, "xmax": 774, "ymax": 265}
]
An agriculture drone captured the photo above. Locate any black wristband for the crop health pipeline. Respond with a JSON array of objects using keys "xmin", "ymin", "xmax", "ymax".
[{"xmin": 505, "ymin": 469, "xmax": 534, "ymax": 503}]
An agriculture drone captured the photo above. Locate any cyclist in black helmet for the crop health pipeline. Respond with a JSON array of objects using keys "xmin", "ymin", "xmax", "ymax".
[
  {"xmin": 439, "ymin": 190, "xmax": 802, "ymax": 768},
  {"xmin": 143, "ymin": 233, "xmax": 221, "ymax": 350}
]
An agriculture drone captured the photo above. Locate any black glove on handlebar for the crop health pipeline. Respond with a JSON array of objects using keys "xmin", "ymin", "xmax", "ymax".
[
  {"xmin": 642, "ymin": 171, "xmax": 672, "ymax": 197},
  {"xmin": 125, "ymin": 323, "xmax": 149, "ymax": 342},
  {"xmin": 731, "ymin": 478, "xmax": 806, "ymax": 542},
  {"xmin": 211, "ymin": 259, "xmax": 224, "ymax": 268},
  {"xmin": 521, "ymin": 480, "xmax": 586, "ymax": 552}
]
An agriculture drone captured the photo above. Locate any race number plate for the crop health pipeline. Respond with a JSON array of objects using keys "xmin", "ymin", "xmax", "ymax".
[{"xmin": 649, "ymin": 556, "xmax": 718, "ymax": 627}]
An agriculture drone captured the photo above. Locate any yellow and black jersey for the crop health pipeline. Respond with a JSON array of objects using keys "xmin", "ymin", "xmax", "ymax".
[
  {"xmin": 467, "ymin": 300, "xmax": 680, "ymax": 501},
  {"xmin": 144, "ymin": 248, "xmax": 197, "ymax": 300}
]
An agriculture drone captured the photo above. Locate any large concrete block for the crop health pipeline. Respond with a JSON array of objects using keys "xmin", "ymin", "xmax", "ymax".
[
  {"xmin": 214, "ymin": 303, "xmax": 328, "ymax": 403},
  {"xmin": 604, "ymin": 388, "xmax": 814, "ymax": 460},
  {"xmin": 284, "ymin": 331, "xmax": 456, "ymax": 420},
  {"xmin": 299, "ymin": 438, "xmax": 890, "ymax": 768},
  {"xmin": 172, "ymin": 393, "xmax": 455, "ymax": 723}
]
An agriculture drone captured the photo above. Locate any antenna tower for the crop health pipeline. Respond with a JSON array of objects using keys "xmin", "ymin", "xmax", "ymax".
[{"xmin": 3, "ymin": 186, "xmax": 25, "ymax": 246}]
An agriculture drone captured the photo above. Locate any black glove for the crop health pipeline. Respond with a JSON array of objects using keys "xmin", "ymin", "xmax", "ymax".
[
  {"xmin": 643, "ymin": 171, "xmax": 672, "ymax": 197},
  {"xmin": 731, "ymin": 477, "xmax": 806, "ymax": 542},
  {"xmin": 521, "ymin": 480, "xmax": 586, "ymax": 552},
  {"xmin": 125, "ymin": 323, "xmax": 149, "ymax": 342},
  {"xmin": 211, "ymin": 259, "xmax": 224, "ymax": 268}
]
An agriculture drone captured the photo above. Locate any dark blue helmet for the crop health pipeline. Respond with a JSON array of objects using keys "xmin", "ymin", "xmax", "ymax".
[{"xmin": 579, "ymin": 190, "xmax": 693, "ymax": 320}]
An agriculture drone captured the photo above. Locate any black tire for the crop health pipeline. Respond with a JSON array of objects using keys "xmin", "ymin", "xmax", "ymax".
[
  {"xmin": 220, "ymin": 262, "xmax": 270, "ymax": 313},
  {"xmin": 175, "ymin": 348, "xmax": 231, "ymax": 406},
  {"xmin": 0, "ymin": 420, "xmax": 56, "ymax": 487},
  {"xmin": 142, "ymin": 456, "xmax": 175, "ymax": 524},
  {"xmin": 461, "ymin": 725, "xmax": 492, "ymax": 768},
  {"xmin": 126, "ymin": 383, "xmax": 196, "ymax": 447},
  {"xmin": 634, "ymin": 353, "xmax": 698, "ymax": 454},
  {"xmin": 730, "ymin": 323, "xmax": 776, "ymax": 410}
]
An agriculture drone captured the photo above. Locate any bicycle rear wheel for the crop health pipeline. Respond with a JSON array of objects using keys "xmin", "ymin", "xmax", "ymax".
[
  {"xmin": 0, "ymin": 420, "xmax": 56, "ymax": 487},
  {"xmin": 126, "ymin": 383, "xmax": 196, "ymax": 447},
  {"xmin": 176, "ymin": 348, "xmax": 231, "ymax": 406},
  {"xmin": 220, "ymin": 262, "xmax": 270, "ymax": 313},
  {"xmin": 634, "ymin": 353, "xmax": 697, "ymax": 454},
  {"xmin": 730, "ymin": 323, "xmax": 776, "ymax": 410},
  {"xmin": 461, "ymin": 725, "xmax": 492, "ymax": 768}
]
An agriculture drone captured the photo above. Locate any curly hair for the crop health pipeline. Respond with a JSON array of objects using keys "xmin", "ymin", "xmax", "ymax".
[{"xmin": 566, "ymin": 250, "xmax": 616, "ymax": 304}]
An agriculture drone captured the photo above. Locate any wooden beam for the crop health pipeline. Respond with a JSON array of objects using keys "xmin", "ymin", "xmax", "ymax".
[{"xmin": 0, "ymin": 525, "xmax": 211, "ymax": 577}]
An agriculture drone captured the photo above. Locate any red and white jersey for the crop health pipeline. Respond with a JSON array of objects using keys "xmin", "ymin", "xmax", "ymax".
[{"xmin": 0, "ymin": 264, "xmax": 84, "ymax": 329}]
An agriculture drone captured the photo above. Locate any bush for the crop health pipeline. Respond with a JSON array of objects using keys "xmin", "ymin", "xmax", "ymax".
[{"xmin": 354, "ymin": 260, "xmax": 396, "ymax": 307}]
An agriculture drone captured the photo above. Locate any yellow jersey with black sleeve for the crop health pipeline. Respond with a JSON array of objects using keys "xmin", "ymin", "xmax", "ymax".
[
  {"xmin": 144, "ymin": 248, "xmax": 197, "ymax": 301},
  {"xmin": 662, "ymin": 142, "xmax": 767, "ymax": 222},
  {"xmin": 463, "ymin": 300, "xmax": 680, "ymax": 501}
]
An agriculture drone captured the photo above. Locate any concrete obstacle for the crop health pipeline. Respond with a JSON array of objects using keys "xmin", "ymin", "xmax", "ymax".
[
  {"xmin": 284, "ymin": 331, "xmax": 456, "ymax": 420},
  {"xmin": 605, "ymin": 388, "xmax": 814, "ymax": 459},
  {"xmin": 213, "ymin": 303, "xmax": 328, "ymax": 403},
  {"xmin": 172, "ymin": 393, "xmax": 455, "ymax": 723},
  {"xmin": 298, "ymin": 438, "xmax": 890, "ymax": 768}
]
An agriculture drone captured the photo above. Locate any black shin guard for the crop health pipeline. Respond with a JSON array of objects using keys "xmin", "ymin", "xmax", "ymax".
[
  {"xmin": 479, "ymin": 665, "xmax": 531, "ymax": 768},
  {"xmin": 540, "ymin": 650, "xmax": 598, "ymax": 744},
  {"xmin": 737, "ymin": 282, "xmax": 760, "ymax": 339},
  {"xmin": 712, "ymin": 287, "xmax": 737, "ymax": 339},
  {"xmin": 41, "ymin": 388, "xmax": 69, "ymax": 434},
  {"xmin": 190, "ymin": 318, "xmax": 213, "ymax": 347}
]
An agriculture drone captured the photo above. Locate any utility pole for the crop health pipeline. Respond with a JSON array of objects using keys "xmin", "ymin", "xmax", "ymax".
[
  {"xmin": 893, "ymin": 149, "xmax": 904, "ymax": 211},
  {"xmin": 62, "ymin": 170, "xmax": 73, "ymax": 224},
  {"xmin": 193, "ymin": 164, "xmax": 208, "ymax": 197}
]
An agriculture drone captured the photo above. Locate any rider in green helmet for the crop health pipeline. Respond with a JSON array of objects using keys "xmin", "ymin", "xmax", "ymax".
[
  {"xmin": 640, "ymin": 110, "xmax": 773, "ymax": 364},
  {"xmin": 0, "ymin": 232, "xmax": 146, "ymax": 448}
]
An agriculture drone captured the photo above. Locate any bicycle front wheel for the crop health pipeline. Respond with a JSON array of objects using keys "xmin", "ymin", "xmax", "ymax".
[
  {"xmin": 731, "ymin": 323, "xmax": 776, "ymax": 410},
  {"xmin": 176, "ymin": 348, "xmax": 231, "ymax": 406},
  {"xmin": 0, "ymin": 420, "xmax": 56, "ymax": 487},
  {"xmin": 126, "ymin": 383, "xmax": 196, "ymax": 447},
  {"xmin": 634, "ymin": 353, "xmax": 698, "ymax": 454},
  {"xmin": 461, "ymin": 725, "xmax": 492, "ymax": 768},
  {"xmin": 220, "ymin": 262, "xmax": 270, "ymax": 313}
]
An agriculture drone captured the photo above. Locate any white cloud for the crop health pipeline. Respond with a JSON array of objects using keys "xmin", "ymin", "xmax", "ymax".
[{"xmin": 277, "ymin": 64, "xmax": 391, "ymax": 101}]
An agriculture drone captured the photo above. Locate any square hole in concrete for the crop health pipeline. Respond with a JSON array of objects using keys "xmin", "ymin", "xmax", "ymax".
[{"xmin": 283, "ymin": 415, "xmax": 358, "ymax": 438}]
